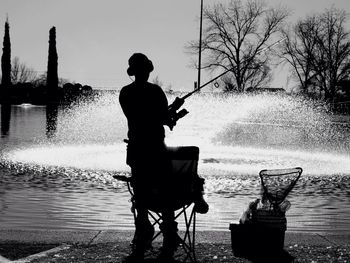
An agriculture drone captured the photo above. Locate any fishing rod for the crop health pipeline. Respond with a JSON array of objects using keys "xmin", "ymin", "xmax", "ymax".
[
  {"xmin": 168, "ymin": 37, "xmax": 287, "ymax": 122},
  {"xmin": 182, "ymin": 37, "xmax": 287, "ymax": 100}
]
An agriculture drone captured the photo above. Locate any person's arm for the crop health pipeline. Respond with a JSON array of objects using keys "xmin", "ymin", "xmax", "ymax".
[
  {"xmin": 154, "ymin": 86, "xmax": 178, "ymax": 130},
  {"xmin": 119, "ymin": 87, "xmax": 133, "ymax": 120}
]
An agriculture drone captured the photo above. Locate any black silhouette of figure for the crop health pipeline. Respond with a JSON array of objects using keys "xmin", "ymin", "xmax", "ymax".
[
  {"xmin": 120, "ymin": 53, "xmax": 178, "ymax": 261},
  {"xmin": 119, "ymin": 53, "xmax": 208, "ymax": 262}
]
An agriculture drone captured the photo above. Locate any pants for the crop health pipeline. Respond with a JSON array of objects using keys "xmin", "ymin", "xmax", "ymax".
[{"xmin": 127, "ymin": 141, "xmax": 178, "ymax": 249}]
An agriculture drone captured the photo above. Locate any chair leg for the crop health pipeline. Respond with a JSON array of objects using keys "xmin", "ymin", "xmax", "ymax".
[
  {"xmin": 148, "ymin": 211, "xmax": 163, "ymax": 241},
  {"xmin": 146, "ymin": 205, "xmax": 198, "ymax": 262},
  {"xmin": 180, "ymin": 206, "xmax": 197, "ymax": 262}
]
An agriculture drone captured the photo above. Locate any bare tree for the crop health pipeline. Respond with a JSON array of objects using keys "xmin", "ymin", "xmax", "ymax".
[
  {"xmin": 33, "ymin": 72, "xmax": 69, "ymax": 88},
  {"xmin": 279, "ymin": 7, "xmax": 350, "ymax": 100},
  {"xmin": 11, "ymin": 57, "xmax": 38, "ymax": 84},
  {"xmin": 187, "ymin": 0, "xmax": 289, "ymax": 92},
  {"xmin": 313, "ymin": 7, "xmax": 350, "ymax": 100},
  {"xmin": 279, "ymin": 16, "xmax": 320, "ymax": 95}
]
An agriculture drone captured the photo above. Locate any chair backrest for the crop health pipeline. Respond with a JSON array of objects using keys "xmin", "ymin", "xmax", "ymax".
[
  {"xmin": 148, "ymin": 146, "xmax": 199, "ymax": 212},
  {"xmin": 168, "ymin": 146, "xmax": 199, "ymax": 176},
  {"xmin": 259, "ymin": 167, "xmax": 302, "ymax": 209}
]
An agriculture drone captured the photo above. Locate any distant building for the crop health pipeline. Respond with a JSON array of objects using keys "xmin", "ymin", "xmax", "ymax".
[{"xmin": 246, "ymin": 87, "xmax": 286, "ymax": 93}]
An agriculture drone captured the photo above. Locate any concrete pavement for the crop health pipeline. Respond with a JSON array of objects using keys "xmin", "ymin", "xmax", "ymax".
[{"xmin": 0, "ymin": 229, "xmax": 348, "ymax": 247}]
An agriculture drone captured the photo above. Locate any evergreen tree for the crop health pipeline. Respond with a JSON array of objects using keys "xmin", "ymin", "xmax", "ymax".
[
  {"xmin": 46, "ymin": 26, "xmax": 58, "ymax": 99},
  {"xmin": 1, "ymin": 17, "xmax": 12, "ymax": 91}
]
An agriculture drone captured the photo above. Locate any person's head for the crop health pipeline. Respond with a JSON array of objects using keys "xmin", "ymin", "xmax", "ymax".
[{"xmin": 127, "ymin": 53, "xmax": 154, "ymax": 82}]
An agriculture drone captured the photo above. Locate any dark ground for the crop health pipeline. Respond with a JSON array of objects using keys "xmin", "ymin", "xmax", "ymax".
[
  {"xmin": 0, "ymin": 242, "xmax": 58, "ymax": 261},
  {"xmin": 1, "ymin": 241, "xmax": 348, "ymax": 263}
]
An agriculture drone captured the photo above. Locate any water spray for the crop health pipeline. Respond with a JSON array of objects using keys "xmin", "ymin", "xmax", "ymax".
[{"xmin": 168, "ymin": 37, "xmax": 287, "ymax": 123}]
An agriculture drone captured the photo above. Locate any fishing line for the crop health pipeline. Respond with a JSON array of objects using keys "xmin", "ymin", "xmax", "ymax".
[{"xmin": 180, "ymin": 37, "xmax": 287, "ymax": 101}]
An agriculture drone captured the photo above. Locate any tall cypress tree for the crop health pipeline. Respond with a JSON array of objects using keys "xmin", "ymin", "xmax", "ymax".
[
  {"xmin": 1, "ymin": 17, "xmax": 12, "ymax": 92},
  {"xmin": 46, "ymin": 26, "xmax": 58, "ymax": 99}
]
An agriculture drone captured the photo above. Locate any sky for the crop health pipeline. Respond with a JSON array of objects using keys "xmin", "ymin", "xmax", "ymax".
[{"xmin": 1, "ymin": 0, "xmax": 350, "ymax": 91}]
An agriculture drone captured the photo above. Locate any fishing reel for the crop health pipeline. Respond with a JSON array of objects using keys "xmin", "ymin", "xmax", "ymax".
[
  {"xmin": 168, "ymin": 97, "xmax": 189, "ymax": 130},
  {"xmin": 172, "ymin": 108, "xmax": 189, "ymax": 123},
  {"xmin": 168, "ymin": 97, "xmax": 185, "ymax": 113}
]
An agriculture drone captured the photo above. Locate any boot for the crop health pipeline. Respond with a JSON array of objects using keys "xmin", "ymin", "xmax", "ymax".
[
  {"xmin": 194, "ymin": 193, "xmax": 209, "ymax": 214},
  {"xmin": 123, "ymin": 250, "xmax": 144, "ymax": 263},
  {"xmin": 131, "ymin": 218, "xmax": 154, "ymax": 255},
  {"xmin": 193, "ymin": 177, "xmax": 209, "ymax": 214},
  {"xmin": 159, "ymin": 221, "xmax": 181, "ymax": 261}
]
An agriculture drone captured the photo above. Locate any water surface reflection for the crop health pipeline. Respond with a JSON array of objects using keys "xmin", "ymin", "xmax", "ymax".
[{"xmin": 0, "ymin": 94, "xmax": 349, "ymax": 233}]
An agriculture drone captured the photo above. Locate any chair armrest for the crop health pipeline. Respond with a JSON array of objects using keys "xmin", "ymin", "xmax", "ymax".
[{"xmin": 113, "ymin": 175, "xmax": 131, "ymax": 182}]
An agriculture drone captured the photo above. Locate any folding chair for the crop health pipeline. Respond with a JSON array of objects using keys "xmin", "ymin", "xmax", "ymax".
[{"xmin": 115, "ymin": 146, "xmax": 200, "ymax": 262}]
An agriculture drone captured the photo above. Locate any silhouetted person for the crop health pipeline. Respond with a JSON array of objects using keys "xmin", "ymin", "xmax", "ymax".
[
  {"xmin": 120, "ymin": 53, "xmax": 178, "ymax": 261},
  {"xmin": 1, "ymin": 104, "xmax": 11, "ymax": 137},
  {"xmin": 119, "ymin": 53, "xmax": 208, "ymax": 262}
]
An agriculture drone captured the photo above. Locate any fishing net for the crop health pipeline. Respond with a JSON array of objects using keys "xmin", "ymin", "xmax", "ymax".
[{"xmin": 259, "ymin": 167, "xmax": 302, "ymax": 211}]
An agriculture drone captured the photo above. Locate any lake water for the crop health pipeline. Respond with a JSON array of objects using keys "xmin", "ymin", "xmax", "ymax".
[{"xmin": 0, "ymin": 92, "xmax": 349, "ymax": 234}]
